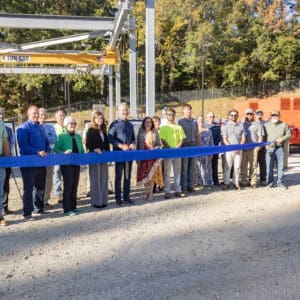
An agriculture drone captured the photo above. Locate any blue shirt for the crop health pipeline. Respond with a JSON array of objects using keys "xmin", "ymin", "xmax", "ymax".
[
  {"xmin": 206, "ymin": 122, "xmax": 221, "ymax": 145},
  {"xmin": 17, "ymin": 120, "xmax": 50, "ymax": 155},
  {"xmin": 108, "ymin": 118, "xmax": 135, "ymax": 150},
  {"xmin": 41, "ymin": 123, "xmax": 57, "ymax": 146}
]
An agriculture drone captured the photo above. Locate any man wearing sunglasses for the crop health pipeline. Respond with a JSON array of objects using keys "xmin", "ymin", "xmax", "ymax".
[
  {"xmin": 264, "ymin": 109, "xmax": 291, "ymax": 189},
  {"xmin": 240, "ymin": 108, "xmax": 264, "ymax": 188},
  {"xmin": 221, "ymin": 109, "xmax": 246, "ymax": 190}
]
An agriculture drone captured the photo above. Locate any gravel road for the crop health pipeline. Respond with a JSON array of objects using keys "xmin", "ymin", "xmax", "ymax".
[{"xmin": 1, "ymin": 155, "xmax": 300, "ymax": 299}]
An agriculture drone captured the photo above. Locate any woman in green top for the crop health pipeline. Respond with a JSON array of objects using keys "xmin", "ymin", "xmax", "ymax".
[{"xmin": 54, "ymin": 116, "xmax": 84, "ymax": 216}]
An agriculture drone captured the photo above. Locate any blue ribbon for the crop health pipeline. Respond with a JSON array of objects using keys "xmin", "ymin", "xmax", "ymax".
[{"xmin": 0, "ymin": 142, "xmax": 268, "ymax": 168}]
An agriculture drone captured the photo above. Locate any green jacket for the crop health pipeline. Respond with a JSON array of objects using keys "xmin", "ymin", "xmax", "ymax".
[{"xmin": 54, "ymin": 132, "xmax": 84, "ymax": 154}]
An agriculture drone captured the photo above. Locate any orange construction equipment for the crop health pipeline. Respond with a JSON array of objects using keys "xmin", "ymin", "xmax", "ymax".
[{"xmin": 234, "ymin": 95, "xmax": 300, "ymax": 145}]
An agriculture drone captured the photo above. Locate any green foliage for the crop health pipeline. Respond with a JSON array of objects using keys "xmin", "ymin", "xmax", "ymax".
[{"xmin": 0, "ymin": 0, "xmax": 299, "ymax": 118}]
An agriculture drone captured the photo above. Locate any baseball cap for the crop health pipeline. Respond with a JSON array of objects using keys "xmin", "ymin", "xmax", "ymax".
[
  {"xmin": 245, "ymin": 108, "xmax": 254, "ymax": 114},
  {"xmin": 271, "ymin": 109, "xmax": 280, "ymax": 116}
]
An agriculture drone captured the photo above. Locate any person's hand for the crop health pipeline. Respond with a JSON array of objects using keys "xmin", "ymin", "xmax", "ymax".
[
  {"xmin": 94, "ymin": 148, "xmax": 102, "ymax": 154},
  {"xmin": 64, "ymin": 149, "xmax": 72, "ymax": 154},
  {"xmin": 129, "ymin": 144, "xmax": 136, "ymax": 150},
  {"xmin": 275, "ymin": 137, "xmax": 283, "ymax": 145},
  {"xmin": 119, "ymin": 144, "xmax": 129, "ymax": 151},
  {"xmin": 37, "ymin": 151, "xmax": 47, "ymax": 157}
]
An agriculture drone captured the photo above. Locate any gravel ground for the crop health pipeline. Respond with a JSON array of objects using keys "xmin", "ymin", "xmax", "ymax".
[{"xmin": 1, "ymin": 155, "xmax": 300, "ymax": 299}]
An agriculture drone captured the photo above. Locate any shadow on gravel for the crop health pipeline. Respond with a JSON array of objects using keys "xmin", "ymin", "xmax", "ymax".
[{"xmin": 1, "ymin": 209, "xmax": 300, "ymax": 299}]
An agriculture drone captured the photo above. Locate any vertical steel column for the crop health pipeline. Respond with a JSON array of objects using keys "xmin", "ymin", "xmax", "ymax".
[
  {"xmin": 145, "ymin": 0, "xmax": 155, "ymax": 117},
  {"xmin": 115, "ymin": 50, "xmax": 121, "ymax": 118},
  {"xmin": 129, "ymin": 16, "xmax": 137, "ymax": 118},
  {"xmin": 109, "ymin": 66, "xmax": 113, "ymax": 123}
]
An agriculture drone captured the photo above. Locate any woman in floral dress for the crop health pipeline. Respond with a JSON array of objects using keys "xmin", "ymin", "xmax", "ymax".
[{"xmin": 136, "ymin": 117, "xmax": 163, "ymax": 200}]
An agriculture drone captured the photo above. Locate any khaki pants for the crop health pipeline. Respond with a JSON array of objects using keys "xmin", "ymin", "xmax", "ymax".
[
  {"xmin": 224, "ymin": 150, "xmax": 242, "ymax": 186},
  {"xmin": 44, "ymin": 166, "xmax": 54, "ymax": 204},
  {"xmin": 240, "ymin": 149, "xmax": 257, "ymax": 186}
]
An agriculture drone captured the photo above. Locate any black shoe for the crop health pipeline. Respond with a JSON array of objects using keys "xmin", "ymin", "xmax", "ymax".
[
  {"xmin": 187, "ymin": 188, "xmax": 195, "ymax": 193},
  {"xmin": 164, "ymin": 193, "xmax": 172, "ymax": 199},
  {"xmin": 2, "ymin": 207, "xmax": 13, "ymax": 216},
  {"xmin": 116, "ymin": 200, "xmax": 124, "ymax": 206},
  {"xmin": 124, "ymin": 199, "xmax": 134, "ymax": 205},
  {"xmin": 86, "ymin": 191, "xmax": 91, "ymax": 197},
  {"xmin": 93, "ymin": 205, "xmax": 102, "ymax": 208}
]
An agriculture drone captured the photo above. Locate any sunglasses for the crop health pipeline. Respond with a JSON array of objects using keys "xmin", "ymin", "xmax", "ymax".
[
  {"xmin": 70, "ymin": 122, "xmax": 77, "ymax": 125},
  {"xmin": 246, "ymin": 113, "xmax": 253, "ymax": 115},
  {"xmin": 230, "ymin": 114, "xmax": 238, "ymax": 117},
  {"xmin": 271, "ymin": 114, "xmax": 279, "ymax": 117}
]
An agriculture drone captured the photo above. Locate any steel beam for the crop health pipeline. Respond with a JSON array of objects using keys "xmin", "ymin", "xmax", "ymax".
[
  {"xmin": 115, "ymin": 54, "xmax": 121, "ymax": 118},
  {"xmin": 0, "ymin": 31, "xmax": 110, "ymax": 53},
  {"xmin": 129, "ymin": 16, "xmax": 137, "ymax": 118},
  {"xmin": 145, "ymin": 0, "xmax": 155, "ymax": 117},
  {"xmin": 0, "ymin": 13, "xmax": 114, "ymax": 31},
  {"xmin": 0, "ymin": 66, "xmax": 108, "ymax": 75},
  {"xmin": 109, "ymin": 1, "xmax": 131, "ymax": 50},
  {"xmin": 108, "ymin": 66, "xmax": 114, "ymax": 123}
]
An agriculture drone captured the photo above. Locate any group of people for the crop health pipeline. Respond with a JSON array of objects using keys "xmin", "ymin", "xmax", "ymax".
[{"xmin": 0, "ymin": 102, "xmax": 291, "ymax": 226}]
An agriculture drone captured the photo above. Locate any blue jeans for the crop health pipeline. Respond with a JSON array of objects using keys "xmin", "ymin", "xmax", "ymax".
[
  {"xmin": 266, "ymin": 147, "xmax": 284, "ymax": 185},
  {"xmin": 115, "ymin": 161, "xmax": 132, "ymax": 202},
  {"xmin": 53, "ymin": 165, "xmax": 62, "ymax": 197},
  {"xmin": 181, "ymin": 157, "xmax": 195, "ymax": 190},
  {"xmin": 0, "ymin": 167, "xmax": 6, "ymax": 218}
]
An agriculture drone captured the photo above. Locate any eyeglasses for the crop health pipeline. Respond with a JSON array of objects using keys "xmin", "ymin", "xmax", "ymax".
[
  {"xmin": 230, "ymin": 114, "xmax": 238, "ymax": 117},
  {"xmin": 246, "ymin": 113, "xmax": 253, "ymax": 115}
]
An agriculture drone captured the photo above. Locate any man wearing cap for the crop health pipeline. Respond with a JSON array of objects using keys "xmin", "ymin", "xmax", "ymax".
[
  {"xmin": 255, "ymin": 109, "xmax": 267, "ymax": 185},
  {"xmin": 264, "ymin": 109, "xmax": 291, "ymax": 189},
  {"xmin": 221, "ymin": 109, "xmax": 246, "ymax": 190},
  {"xmin": 240, "ymin": 108, "xmax": 264, "ymax": 188}
]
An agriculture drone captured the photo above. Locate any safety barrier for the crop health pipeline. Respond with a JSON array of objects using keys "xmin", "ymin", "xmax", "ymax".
[{"xmin": 0, "ymin": 142, "xmax": 268, "ymax": 168}]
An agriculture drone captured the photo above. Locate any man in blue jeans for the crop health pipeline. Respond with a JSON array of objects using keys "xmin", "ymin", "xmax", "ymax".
[
  {"xmin": 108, "ymin": 102, "xmax": 135, "ymax": 206},
  {"xmin": 264, "ymin": 109, "xmax": 291, "ymax": 189},
  {"xmin": 17, "ymin": 105, "xmax": 51, "ymax": 221},
  {"xmin": 178, "ymin": 103, "xmax": 198, "ymax": 193},
  {"xmin": 0, "ymin": 118, "xmax": 10, "ymax": 226}
]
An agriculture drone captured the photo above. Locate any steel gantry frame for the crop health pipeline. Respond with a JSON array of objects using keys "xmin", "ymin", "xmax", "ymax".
[{"xmin": 0, "ymin": 0, "xmax": 156, "ymax": 120}]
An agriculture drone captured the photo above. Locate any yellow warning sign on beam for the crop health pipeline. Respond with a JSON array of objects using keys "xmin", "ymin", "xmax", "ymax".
[{"xmin": 0, "ymin": 49, "xmax": 118, "ymax": 65}]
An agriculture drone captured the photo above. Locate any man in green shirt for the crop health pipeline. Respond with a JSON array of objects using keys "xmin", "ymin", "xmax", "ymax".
[
  {"xmin": 265, "ymin": 109, "xmax": 291, "ymax": 189},
  {"xmin": 159, "ymin": 108, "xmax": 186, "ymax": 199}
]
